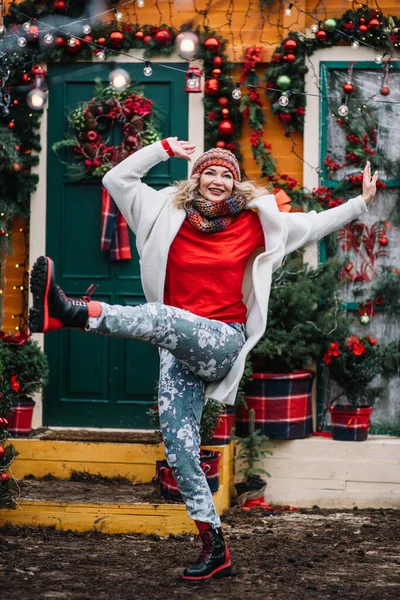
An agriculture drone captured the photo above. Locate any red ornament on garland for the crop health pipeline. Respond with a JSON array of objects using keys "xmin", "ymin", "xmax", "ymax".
[
  {"xmin": 359, "ymin": 24, "xmax": 368, "ymax": 33},
  {"xmin": 8, "ymin": 121, "xmax": 15, "ymax": 129},
  {"xmin": 218, "ymin": 97, "xmax": 229, "ymax": 107},
  {"xmin": 343, "ymin": 82, "xmax": 354, "ymax": 94},
  {"xmin": 27, "ymin": 25, "xmax": 39, "ymax": 43},
  {"xmin": 86, "ymin": 130, "xmax": 98, "ymax": 143},
  {"xmin": 143, "ymin": 35, "xmax": 152, "ymax": 44},
  {"xmin": 379, "ymin": 235, "xmax": 389, "ymax": 246},
  {"xmin": 221, "ymin": 108, "xmax": 230, "ymax": 118},
  {"xmin": 217, "ymin": 119, "xmax": 234, "ymax": 137},
  {"xmin": 368, "ymin": 18, "xmax": 381, "ymax": 29},
  {"xmin": 21, "ymin": 73, "xmax": 30, "ymax": 83},
  {"xmin": 380, "ymin": 86, "xmax": 390, "ymax": 96},
  {"xmin": 67, "ymin": 39, "xmax": 81, "ymax": 53},
  {"xmin": 110, "ymin": 31, "xmax": 124, "ymax": 48},
  {"xmin": 53, "ymin": 0, "xmax": 67, "ymax": 10},
  {"xmin": 279, "ymin": 113, "xmax": 292, "ymax": 124},
  {"xmin": 204, "ymin": 79, "xmax": 219, "ymax": 95},
  {"xmin": 216, "ymin": 140, "xmax": 226, "ymax": 149},
  {"xmin": 135, "ymin": 31, "xmax": 144, "ymax": 40},
  {"xmin": 212, "ymin": 56, "xmax": 223, "ymax": 68},
  {"xmin": 204, "ymin": 36, "xmax": 221, "ymax": 53},
  {"xmin": 154, "ymin": 29, "xmax": 172, "ymax": 45},
  {"xmin": 0, "ymin": 472, "xmax": 9, "ymax": 483},
  {"xmin": 0, "ymin": 446, "xmax": 5, "ymax": 458},
  {"xmin": 283, "ymin": 39, "xmax": 297, "ymax": 53},
  {"xmin": 286, "ymin": 53, "xmax": 296, "ymax": 63},
  {"xmin": 82, "ymin": 35, "xmax": 93, "ymax": 44},
  {"xmin": 54, "ymin": 36, "xmax": 65, "ymax": 48},
  {"xmin": 212, "ymin": 68, "xmax": 221, "ymax": 78},
  {"xmin": 316, "ymin": 30, "xmax": 327, "ymax": 42}
]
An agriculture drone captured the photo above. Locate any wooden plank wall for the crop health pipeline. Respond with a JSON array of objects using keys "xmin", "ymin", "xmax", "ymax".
[{"xmin": 2, "ymin": 0, "xmax": 399, "ymax": 331}]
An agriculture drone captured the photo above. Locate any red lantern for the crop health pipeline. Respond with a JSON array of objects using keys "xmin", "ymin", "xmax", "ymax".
[
  {"xmin": 380, "ymin": 86, "xmax": 390, "ymax": 96},
  {"xmin": 217, "ymin": 119, "xmax": 234, "ymax": 137},
  {"xmin": 369, "ymin": 19, "xmax": 381, "ymax": 29},
  {"xmin": 212, "ymin": 56, "xmax": 223, "ymax": 68},
  {"xmin": 110, "ymin": 31, "xmax": 124, "ymax": 48},
  {"xmin": 343, "ymin": 82, "xmax": 354, "ymax": 94},
  {"xmin": 212, "ymin": 68, "xmax": 221, "ymax": 78},
  {"xmin": 185, "ymin": 65, "xmax": 203, "ymax": 93},
  {"xmin": 154, "ymin": 29, "xmax": 172, "ymax": 45},
  {"xmin": 284, "ymin": 39, "xmax": 297, "ymax": 53},
  {"xmin": 286, "ymin": 53, "xmax": 296, "ymax": 63},
  {"xmin": 218, "ymin": 97, "xmax": 229, "ymax": 107},
  {"xmin": 216, "ymin": 140, "xmax": 226, "ymax": 148},
  {"xmin": 204, "ymin": 36, "xmax": 221, "ymax": 53},
  {"xmin": 379, "ymin": 235, "xmax": 389, "ymax": 246},
  {"xmin": 316, "ymin": 30, "xmax": 327, "ymax": 42},
  {"xmin": 204, "ymin": 79, "xmax": 219, "ymax": 95},
  {"xmin": 135, "ymin": 31, "xmax": 144, "ymax": 40}
]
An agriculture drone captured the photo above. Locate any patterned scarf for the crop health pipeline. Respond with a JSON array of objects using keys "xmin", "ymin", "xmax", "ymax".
[{"xmin": 185, "ymin": 192, "xmax": 247, "ymax": 233}]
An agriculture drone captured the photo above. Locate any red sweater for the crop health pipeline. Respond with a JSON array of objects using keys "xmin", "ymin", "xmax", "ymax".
[{"xmin": 164, "ymin": 210, "xmax": 265, "ymax": 323}]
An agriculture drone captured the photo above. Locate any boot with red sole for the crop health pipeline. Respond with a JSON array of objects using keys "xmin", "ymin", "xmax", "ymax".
[
  {"xmin": 28, "ymin": 256, "xmax": 102, "ymax": 333},
  {"xmin": 181, "ymin": 521, "xmax": 232, "ymax": 582}
]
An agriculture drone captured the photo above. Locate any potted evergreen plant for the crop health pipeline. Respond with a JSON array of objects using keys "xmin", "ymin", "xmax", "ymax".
[
  {"xmin": 324, "ymin": 334, "xmax": 383, "ymax": 441},
  {"xmin": 0, "ymin": 330, "xmax": 48, "ymax": 436},
  {"xmin": 236, "ymin": 254, "xmax": 348, "ymax": 439}
]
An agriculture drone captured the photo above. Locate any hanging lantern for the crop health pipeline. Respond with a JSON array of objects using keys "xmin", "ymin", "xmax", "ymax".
[
  {"xmin": 26, "ymin": 65, "xmax": 47, "ymax": 110},
  {"xmin": 185, "ymin": 66, "xmax": 202, "ymax": 93}
]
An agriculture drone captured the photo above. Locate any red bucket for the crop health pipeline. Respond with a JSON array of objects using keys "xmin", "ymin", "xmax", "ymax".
[
  {"xmin": 8, "ymin": 397, "xmax": 36, "ymax": 437},
  {"xmin": 209, "ymin": 407, "xmax": 235, "ymax": 445},
  {"xmin": 329, "ymin": 405, "xmax": 373, "ymax": 442}
]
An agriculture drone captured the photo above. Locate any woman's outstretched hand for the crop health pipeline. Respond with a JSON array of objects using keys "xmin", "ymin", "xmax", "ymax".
[
  {"xmin": 165, "ymin": 137, "xmax": 196, "ymax": 161},
  {"xmin": 362, "ymin": 161, "xmax": 379, "ymax": 205}
]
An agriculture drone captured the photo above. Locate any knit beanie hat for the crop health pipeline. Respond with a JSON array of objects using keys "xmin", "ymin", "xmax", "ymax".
[{"xmin": 191, "ymin": 148, "xmax": 241, "ymax": 182}]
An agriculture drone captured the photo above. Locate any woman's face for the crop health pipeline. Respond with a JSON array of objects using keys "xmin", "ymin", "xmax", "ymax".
[{"xmin": 199, "ymin": 165, "xmax": 234, "ymax": 201}]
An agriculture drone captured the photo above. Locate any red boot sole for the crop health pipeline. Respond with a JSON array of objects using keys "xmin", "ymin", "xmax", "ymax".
[{"xmin": 181, "ymin": 560, "xmax": 232, "ymax": 582}]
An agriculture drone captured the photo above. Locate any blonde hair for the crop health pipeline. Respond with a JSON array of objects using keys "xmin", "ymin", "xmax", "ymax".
[{"xmin": 173, "ymin": 174, "xmax": 268, "ymax": 210}]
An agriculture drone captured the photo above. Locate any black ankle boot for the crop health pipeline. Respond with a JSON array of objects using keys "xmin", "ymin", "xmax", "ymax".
[
  {"xmin": 182, "ymin": 525, "xmax": 232, "ymax": 581},
  {"xmin": 29, "ymin": 256, "xmax": 97, "ymax": 333}
]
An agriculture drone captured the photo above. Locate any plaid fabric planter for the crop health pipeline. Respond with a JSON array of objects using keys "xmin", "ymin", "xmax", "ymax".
[
  {"xmin": 329, "ymin": 405, "xmax": 373, "ymax": 442},
  {"xmin": 154, "ymin": 449, "xmax": 222, "ymax": 502},
  {"xmin": 209, "ymin": 407, "xmax": 235, "ymax": 445},
  {"xmin": 236, "ymin": 370, "xmax": 315, "ymax": 439},
  {"xmin": 8, "ymin": 397, "xmax": 36, "ymax": 436}
]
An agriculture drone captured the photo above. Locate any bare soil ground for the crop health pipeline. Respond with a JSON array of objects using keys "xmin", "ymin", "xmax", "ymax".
[{"xmin": 1, "ymin": 507, "xmax": 399, "ymax": 600}]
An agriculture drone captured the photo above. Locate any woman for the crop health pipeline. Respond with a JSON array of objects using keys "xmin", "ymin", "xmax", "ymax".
[{"xmin": 29, "ymin": 137, "xmax": 378, "ymax": 581}]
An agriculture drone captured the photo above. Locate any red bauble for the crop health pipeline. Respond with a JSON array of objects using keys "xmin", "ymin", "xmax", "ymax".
[
  {"xmin": 217, "ymin": 119, "xmax": 234, "ymax": 137},
  {"xmin": 8, "ymin": 121, "xmax": 15, "ymax": 129},
  {"xmin": 204, "ymin": 79, "xmax": 219, "ymax": 95},
  {"xmin": 53, "ymin": 0, "xmax": 67, "ymax": 10},
  {"xmin": 0, "ymin": 472, "xmax": 9, "ymax": 483},
  {"xmin": 12, "ymin": 163, "xmax": 21, "ymax": 172},
  {"xmin": 67, "ymin": 39, "xmax": 81, "ymax": 53},
  {"xmin": 316, "ymin": 30, "xmax": 327, "ymax": 42},
  {"xmin": 86, "ymin": 130, "xmax": 98, "ymax": 143},
  {"xmin": 345, "ymin": 262, "xmax": 354, "ymax": 272},
  {"xmin": 154, "ymin": 29, "xmax": 172, "ymax": 45},
  {"xmin": 97, "ymin": 37, "xmax": 106, "ymax": 45},
  {"xmin": 13, "ymin": 99, "xmax": 19, "ymax": 106},
  {"xmin": 359, "ymin": 24, "xmax": 368, "ymax": 33},
  {"xmin": 204, "ymin": 36, "xmax": 221, "ymax": 53},
  {"xmin": 380, "ymin": 86, "xmax": 390, "ymax": 96},
  {"xmin": 368, "ymin": 18, "xmax": 381, "ymax": 29},
  {"xmin": 379, "ymin": 235, "xmax": 389, "ymax": 246},
  {"xmin": 0, "ymin": 446, "xmax": 5, "ymax": 458},
  {"xmin": 212, "ymin": 68, "xmax": 221, "ymax": 78},
  {"xmin": 110, "ymin": 31, "xmax": 124, "ymax": 48},
  {"xmin": 135, "ymin": 31, "xmax": 144, "ymax": 40},
  {"xmin": 217, "ymin": 97, "xmax": 229, "ymax": 107},
  {"xmin": 82, "ymin": 35, "xmax": 93, "ymax": 44},
  {"xmin": 212, "ymin": 56, "xmax": 223, "ymax": 68},
  {"xmin": 284, "ymin": 39, "xmax": 297, "ymax": 53},
  {"xmin": 286, "ymin": 53, "xmax": 296, "ymax": 63},
  {"xmin": 124, "ymin": 134, "xmax": 138, "ymax": 148},
  {"xmin": 27, "ymin": 25, "xmax": 39, "ymax": 43},
  {"xmin": 143, "ymin": 35, "xmax": 152, "ymax": 44},
  {"xmin": 343, "ymin": 82, "xmax": 354, "ymax": 94},
  {"xmin": 0, "ymin": 229, "xmax": 5, "ymax": 235},
  {"xmin": 216, "ymin": 140, "xmax": 226, "ymax": 148},
  {"xmin": 54, "ymin": 36, "xmax": 65, "ymax": 48},
  {"xmin": 221, "ymin": 108, "xmax": 230, "ymax": 118}
]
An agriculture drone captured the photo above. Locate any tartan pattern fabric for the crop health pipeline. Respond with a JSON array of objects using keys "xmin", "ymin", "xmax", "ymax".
[
  {"xmin": 101, "ymin": 186, "xmax": 132, "ymax": 261},
  {"xmin": 236, "ymin": 371, "xmax": 315, "ymax": 440},
  {"xmin": 329, "ymin": 406, "xmax": 372, "ymax": 441},
  {"xmin": 209, "ymin": 407, "xmax": 235, "ymax": 445}
]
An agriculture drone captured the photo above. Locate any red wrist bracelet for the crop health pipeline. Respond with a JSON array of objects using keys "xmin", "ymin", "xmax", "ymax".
[{"xmin": 161, "ymin": 138, "xmax": 174, "ymax": 157}]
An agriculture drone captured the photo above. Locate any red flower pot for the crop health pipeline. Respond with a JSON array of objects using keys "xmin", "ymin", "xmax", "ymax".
[
  {"xmin": 8, "ymin": 397, "xmax": 35, "ymax": 436},
  {"xmin": 209, "ymin": 407, "xmax": 235, "ymax": 445},
  {"xmin": 329, "ymin": 405, "xmax": 373, "ymax": 442},
  {"xmin": 236, "ymin": 370, "xmax": 315, "ymax": 439}
]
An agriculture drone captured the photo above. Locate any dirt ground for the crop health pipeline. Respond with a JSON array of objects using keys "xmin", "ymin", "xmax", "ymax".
[{"xmin": 1, "ymin": 507, "xmax": 399, "ymax": 600}]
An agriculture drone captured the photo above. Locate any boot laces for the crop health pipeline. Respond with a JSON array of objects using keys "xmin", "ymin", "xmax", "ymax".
[
  {"xmin": 198, "ymin": 530, "xmax": 214, "ymax": 562},
  {"xmin": 57, "ymin": 284, "xmax": 99, "ymax": 307}
]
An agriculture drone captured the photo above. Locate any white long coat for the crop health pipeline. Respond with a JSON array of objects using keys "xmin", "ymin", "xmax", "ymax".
[{"xmin": 102, "ymin": 141, "xmax": 367, "ymax": 405}]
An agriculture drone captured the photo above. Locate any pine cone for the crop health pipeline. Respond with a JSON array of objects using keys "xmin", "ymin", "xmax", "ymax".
[
  {"xmin": 105, "ymin": 97, "xmax": 118, "ymax": 108},
  {"xmin": 118, "ymin": 149, "xmax": 130, "ymax": 162},
  {"xmin": 130, "ymin": 115, "xmax": 144, "ymax": 131},
  {"xmin": 83, "ymin": 143, "xmax": 97, "ymax": 158},
  {"xmin": 84, "ymin": 112, "xmax": 97, "ymax": 129}
]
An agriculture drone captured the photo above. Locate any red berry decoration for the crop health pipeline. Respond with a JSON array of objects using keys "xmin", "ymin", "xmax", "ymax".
[
  {"xmin": 204, "ymin": 79, "xmax": 219, "ymax": 95},
  {"xmin": 217, "ymin": 119, "xmax": 234, "ymax": 137},
  {"xmin": 212, "ymin": 68, "xmax": 221, "ymax": 78},
  {"xmin": 316, "ymin": 30, "xmax": 327, "ymax": 42},
  {"xmin": 279, "ymin": 113, "xmax": 292, "ymax": 124},
  {"xmin": 0, "ymin": 446, "xmax": 5, "ymax": 458},
  {"xmin": 0, "ymin": 472, "xmax": 9, "ymax": 483},
  {"xmin": 380, "ymin": 86, "xmax": 390, "ymax": 96},
  {"xmin": 110, "ymin": 31, "xmax": 124, "ymax": 48},
  {"xmin": 286, "ymin": 53, "xmax": 296, "ymax": 63},
  {"xmin": 284, "ymin": 39, "xmax": 297, "ymax": 53},
  {"xmin": 345, "ymin": 262, "xmax": 354, "ymax": 272},
  {"xmin": 379, "ymin": 235, "xmax": 389, "ymax": 246},
  {"xmin": 154, "ymin": 29, "xmax": 172, "ymax": 45},
  {"xmin": 216, "ymin": 140, "xmax": 226, "ymax": 148},
  {"xmin": 217, "ymin": 97, "xmax": 229, "ymax": 107},
  {"xmin": 343, "ymin": 82, "xmax": 354, "ymax": 94},
  {"xmin": 204, "ymin": 36, "xmax": 221, "ymax": 53},
  {"xmin": 212, "ymin": 56, "xmax": 223, "ymax": 68},
  {"xmin": 369, "ymin": 18, "xmax": 381, "ymax": 29},
  {"xmin": 21, "ymin": 73, "xmax": 30, "ymax": 83},
  {"xmin": 8, "ymin": 121, "xmax": 15, "ymax": 129}
]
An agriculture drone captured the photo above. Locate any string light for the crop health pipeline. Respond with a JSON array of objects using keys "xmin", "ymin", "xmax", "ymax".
[
  {"xmin": 137, "ymin": 0, "xmax": 145, "ymax": 7},
  {"xmin": 143, "ymin": 60, "xmax": 153, "ymax": 76},
  {"xmin": 17, "ymin": 37, "xmax": 27, "ymax": 48},
  {"xmin": 22, "ymin": 22, "xmax": 31, "ymax": 32},
  {"xmin": 310, "ymin": 23, "xmax": 319, "ymax": 34},
  {"xmin": 279, "ymin": 92, "xmax": 290, "ymax": 106},
  {"xmin": 115, "ymin": 10, "xmax": 123, "ymax": 22},
  {"xmin": 96, "ymin": 50, "xmax": 106, "ymax": 61},
  {"xmin": 351, "ymin": 38, "xmax": 360, "ymax": 49},
  {"xmin": 338, "ymin": 97, "xmax": 349, "ymax": 117},
  {"xmin": 232, "ymin": 82, "xmax": 242, "ymax": 100},
  {"xmin": 68, "ymin": 37, "xmax": 77, "ymax": 47},
  {"xmin": 284, "ymin": 3, "xmax": 293, "ymax": 17},
  {"xmin": 175, "ymin": 31, "xmax": 199, "ymax": 60},
  {"xmin": 82, "ymin": 24, "xmax": 91, "ymax": 35},
  {"xmin": 44, "ymin": 33, "xmax": 54, "ymax": 44},
  {"xmin": 0, "ymin": 25, "xmax": 6, "ymax": 36},
  {"xmin": 109, "ymin": 67, "xmax": 130, "ymax": 91},
  {"xmin": 374, "ymin": 52, "xmax": 387, "ymax": 64}
]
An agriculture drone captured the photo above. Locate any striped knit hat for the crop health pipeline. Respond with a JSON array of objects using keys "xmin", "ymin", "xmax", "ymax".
[{"xmin": 191, "ymin": 148, "xmax": 241, "ymax": 182}]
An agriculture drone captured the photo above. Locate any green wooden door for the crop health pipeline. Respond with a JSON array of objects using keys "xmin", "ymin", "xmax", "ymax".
[{"xmin": 44, "ymin": 62, "xmax": 188, "ymax": 428}]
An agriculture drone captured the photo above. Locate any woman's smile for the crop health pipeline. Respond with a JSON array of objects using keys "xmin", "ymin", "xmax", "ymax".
[{"xmin": 199, "ymin": 166, "xmax": 234, "ymax": 201}]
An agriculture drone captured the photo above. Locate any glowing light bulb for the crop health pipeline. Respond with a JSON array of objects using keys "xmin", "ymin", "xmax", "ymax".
[
  {"xmin": 0, "ymin": 25, "xmax": 6, "ymax": 36},
  {"xmin": 351, "ymin": 39, "xmax": 360, "ymax": 49},
  {"xmin": 374, "ymin": 53, "xmax": 384, "ymax": 64},
  {"xmin": 338, "ymin": 103, "xmax": 349, "ymax": 117},
  {"xmin": 284, "ymin": 3, "xmax": 293, "ymax": 17},
  {"xmin": 22, "ymin": 22, "xmax": 31, "ymax": 32},
  {"xmin": 96, "ymin": 50, "xmax": 106, "ymax": 61},
  {"xmin": 137, "ymin": 0, "xmax": 145, "ymax": 7},
  {"xmin": 279, "ymin": 93, "xmax": 290, "ymax": 107},
  {"xmin": 109, "ymin": 68, "xmax": 131, "ymax": 91},
  {"xmin": 44, "ymin": 33, "xmax": 54, "ymax": 44},
  {"xmin": 115, "ymin": 11, "xmax": 123, "ymax": 22},
  {"xmin": 310, "ymin": 24, "xmax": 319, "ymax": 34},
  {"xmin": 82, "ymin": 24, "xmax": 91, "ymax": 34},
  {"xmin": 68, "ymin": 37, "xmax": 77, "ymax": 47},
  {"xmin": 27, "ymin": 88, "xmax": 46, "ymax": 110},
  {"xmin": 17, "ymin": 37, "xmax": 27, "ymax": 48},
  {"xmin": 232, "ymin": 83, "xmax": 242, "ymax": 100},
  {"xmin": 175, "ymin": 31, "xmax": 199, "ymax": 59},
  {"xmin": 143, "ymin": 61, "xmax": 153, "ymax": 76}
]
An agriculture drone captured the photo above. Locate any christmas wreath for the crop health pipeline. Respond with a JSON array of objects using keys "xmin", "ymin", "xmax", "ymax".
[{"xmin": 53, "ymin": 78, "xmax": 161, "ymax": 179}]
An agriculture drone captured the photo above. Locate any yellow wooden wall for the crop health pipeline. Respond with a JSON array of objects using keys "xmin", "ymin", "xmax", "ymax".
[{"xmin": 2, "ymin": 0, "xmax": 399, "ymax": 331}]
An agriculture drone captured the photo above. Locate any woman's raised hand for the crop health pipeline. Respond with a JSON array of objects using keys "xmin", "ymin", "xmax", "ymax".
[
  {"xmin": 165, "ymin": 137, "xmax": 196, "ymax": 161},
  {"xmin": 362, "ymin": 161, "xmax": 379, "ymax": 205}
]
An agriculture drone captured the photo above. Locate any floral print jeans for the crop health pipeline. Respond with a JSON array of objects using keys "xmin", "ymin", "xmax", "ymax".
[{"xmin": 88, "ymin": 301, "xmax": 246, "ymax": 528}]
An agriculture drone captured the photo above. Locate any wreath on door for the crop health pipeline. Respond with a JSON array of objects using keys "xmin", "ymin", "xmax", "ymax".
[{"xmin": 53, "ymin": 79, "xmax": 161, "ymax": 260}]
